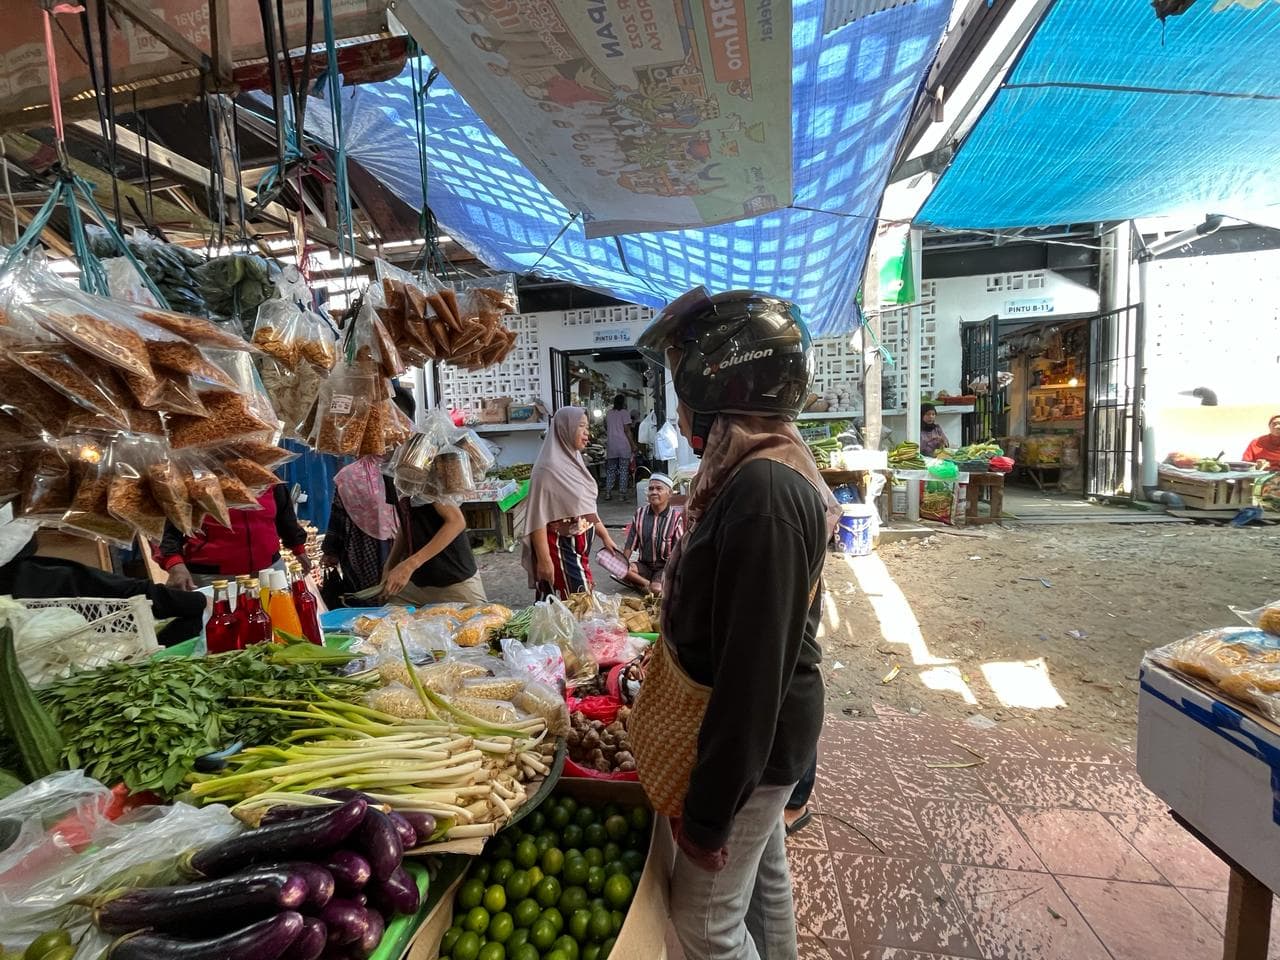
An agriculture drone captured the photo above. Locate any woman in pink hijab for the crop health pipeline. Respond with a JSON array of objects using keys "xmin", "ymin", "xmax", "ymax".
[
  {"xmin": 522, "ymin": 406, "xmax": 624, "ymax": 599},
  {"xmin": 322, "ymin": 456, "xmax": 398, "ymax": 593}
]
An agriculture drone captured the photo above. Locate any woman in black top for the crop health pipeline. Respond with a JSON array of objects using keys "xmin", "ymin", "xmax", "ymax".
[
  {"xmin": 381, "ymin": 497, "xmax": 485, "ymax": 605},
  {"xmin": 636, "ymin": 289, "xmax": 838, "ymax": 960}
]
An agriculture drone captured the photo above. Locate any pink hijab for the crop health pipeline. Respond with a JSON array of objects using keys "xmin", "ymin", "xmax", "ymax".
[
  {"xmin": 334, "ymin": 456, "xmax": 398, "ymax": 541},
  {"xmin": 521, "ymin": 406, "xmax": 599, "ymax": 580}
]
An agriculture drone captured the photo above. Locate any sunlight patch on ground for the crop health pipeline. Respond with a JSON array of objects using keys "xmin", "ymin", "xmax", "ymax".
[
  {"xmin": 842, "ymin": 553, "xmax": 956, "ymax": 670},
  {"xmin": 919, "ymin": 665, "xmax": 980, "ymax": 705},
  {"xmin": 981, "ymin": 658, "xmax": 1066, "ymax": 709}
]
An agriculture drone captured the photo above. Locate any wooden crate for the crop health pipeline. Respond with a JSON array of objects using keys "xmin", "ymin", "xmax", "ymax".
[{"xmin": 1158, "ymin": 475, "xmax": 1252, "ymax": 510}]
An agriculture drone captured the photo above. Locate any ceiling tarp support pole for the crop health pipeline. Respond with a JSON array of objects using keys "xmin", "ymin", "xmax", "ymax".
[{"xmin": 103, "ymin": 0, "xmax": 210, "ymax": 71}]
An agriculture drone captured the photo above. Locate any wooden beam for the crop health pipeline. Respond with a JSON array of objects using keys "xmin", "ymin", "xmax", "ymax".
[
  {"xmin": 12, "ymin": 206, "xmax": 74, "ymax": 259},
  {"xmin": 0, "ymin": 77, "xmax": 211, "ymax": 134},
  {"xmin": 105, "ymin": 0, "xmax": 209, "ymax": 71},
  {"xmin": 209, "ymin": 0, "xmax": 233, "ymax": 84}
]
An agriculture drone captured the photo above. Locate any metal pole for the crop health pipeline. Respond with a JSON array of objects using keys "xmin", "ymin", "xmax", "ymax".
[
  {"xmin": 862, "ymin": 242, "xmax": 882, "ymax": 451},
  {"xmin": 906, "ymin": 227, "xmax": 923, "ymax": 521}
]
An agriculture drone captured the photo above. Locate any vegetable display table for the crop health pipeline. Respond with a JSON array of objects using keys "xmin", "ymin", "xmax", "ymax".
[
  {"xmin": 962, "ymin": 473, "xmax": 1004, "ymax": 525},
  {"xmin": 461, "ymin": 480, "xmax": 530, "ymax": 551}
]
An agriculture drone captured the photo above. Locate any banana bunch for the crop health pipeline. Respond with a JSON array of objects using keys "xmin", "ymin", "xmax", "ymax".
[
  {"xmin": 952, "ymin": 441, "xmax": 1005, "ymax": 462},
  {"xmin": 808, "ymin": 437, "xmax": 841, "ymax": 468},
  {"xmin": 888, "ymin": 441, "xmax": 926, "ymax": 469}
]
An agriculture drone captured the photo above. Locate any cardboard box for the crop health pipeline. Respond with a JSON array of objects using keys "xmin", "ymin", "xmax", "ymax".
[
  {"xmin": 1137, "ymin": 660, "xmax": 1280, "ymax": 891},
  {"xmin": 479, "ymin": 397, "xmax": 512, "ymax": 424},
  {"xmin": 411, "ymin": 779, "xmax": 673, "ymax": 960}
]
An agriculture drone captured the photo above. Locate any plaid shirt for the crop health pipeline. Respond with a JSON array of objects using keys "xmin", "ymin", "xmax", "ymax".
[{"xmin": 623, "ymin": 504, "xmax": 685, "ymax": 566}]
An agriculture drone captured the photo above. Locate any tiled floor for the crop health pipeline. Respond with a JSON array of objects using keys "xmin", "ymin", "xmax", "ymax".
[{"xmin": 666, "ymin": 709, "xmax": 1279, "ymax": 959}]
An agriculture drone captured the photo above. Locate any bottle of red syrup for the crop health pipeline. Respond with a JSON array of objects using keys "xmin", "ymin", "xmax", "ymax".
[
  {"xmin": 205, "ymin": 580, "xmax": 241, "ymax": 654},
  {"xmin": 288, "ymin": 562, "xmax": 323, "ymax": 645},
  {"xmin": 238, "ymin": 578, "xmax": 274, "ymax": 646}
]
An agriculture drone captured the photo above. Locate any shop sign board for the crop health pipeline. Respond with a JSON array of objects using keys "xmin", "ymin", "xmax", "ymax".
[
  {"xmin": 395, "ymin": 0, "xmax": 793, "ymax": 238},
  {"xmin": 593, "ymin": 328, "xmax": 634, "ymax": 346},
  {"xmin": 1002, "ymin": 297, "xmax": 1055, "ymax": 318}
]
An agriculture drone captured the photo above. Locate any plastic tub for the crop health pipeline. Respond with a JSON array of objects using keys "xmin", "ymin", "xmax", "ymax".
[{"xmin": 835, "ymin": 504, "xmax": 875, "ymax": 556}]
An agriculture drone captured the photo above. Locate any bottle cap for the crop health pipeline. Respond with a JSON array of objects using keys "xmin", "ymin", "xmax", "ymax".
[
  {"xmin": 212, "ymin": 579, "xmax": 228, "ymax": 588},
  {"xmin": 272, "ymin": 570, "xmax": 288, "ymax": 591},
  {"xmin": 258, "ymin": 568, "xmax": 274, "ymax": 585},
  {"xmin": 247, "ymin": 578, "xmax": 260, "ymax": 589}
]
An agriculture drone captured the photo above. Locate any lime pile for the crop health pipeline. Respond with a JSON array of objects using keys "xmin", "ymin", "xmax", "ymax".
[{"xmin": 441, "ymin": 794, "xmax": 652, "ymax": 960}]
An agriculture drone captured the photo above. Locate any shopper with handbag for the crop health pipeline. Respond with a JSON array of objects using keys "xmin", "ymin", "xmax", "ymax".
[{"xmin": 629, "ymin": 288, "xmax": 840, "ymax": 960}]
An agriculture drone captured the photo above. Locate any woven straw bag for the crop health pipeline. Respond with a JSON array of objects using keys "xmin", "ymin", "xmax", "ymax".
[{"xmin": 627, "ymin": 636, "xmax": 711, "ymax": 817}]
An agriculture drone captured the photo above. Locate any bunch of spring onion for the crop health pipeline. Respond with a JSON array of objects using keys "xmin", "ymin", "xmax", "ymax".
[{"xmin": 188, "ymin": 633, "xmax": 555, "ymax": 841}]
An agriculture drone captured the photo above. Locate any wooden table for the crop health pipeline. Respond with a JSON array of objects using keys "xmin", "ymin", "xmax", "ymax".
[
  {"xmin": 962, "ymin": 472, "xmax": 1004, "ymax": 525},
  {"xmin": 461, "ymin": 482, "xmax": 529, "ymax": 551},
  {"xmin": 1171, "ymin": 812, "xmax": 1273, "ymax": 959}
]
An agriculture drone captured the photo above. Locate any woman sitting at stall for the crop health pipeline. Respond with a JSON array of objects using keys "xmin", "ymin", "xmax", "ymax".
[
  {"xmin": 920, "ymin": 403, "xmax": 950, "ymax": 457},
  {"xmin": 1243, "ymin": 414, "xmax": 1280, "ymax": 469},
  {"xmin": 522, "ymin": 405, "xmax": 624, "ymax": 600}
]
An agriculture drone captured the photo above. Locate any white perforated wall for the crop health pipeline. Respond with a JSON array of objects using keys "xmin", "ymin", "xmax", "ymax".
[{"xmin": 437, "ymin": 313, "xmax": 543, "ymax": 412}]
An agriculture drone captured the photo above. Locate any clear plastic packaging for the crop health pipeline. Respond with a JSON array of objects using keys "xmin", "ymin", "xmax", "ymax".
[
  {"xmin": 454, "ymin": 609, "xmax": 509, "ymax": 648},
  {"xmin": 129, "ymin": 305, "xmax": 250, "ymax": 351},
  {"xmin": 500, "ymin": 637, "xmax": 568, "ymax": 691},
  {"xmin": 19, "ymin": 446, "xmax": 73, "ymax": 521},
  {"xmin": 432, "ymin": 448, "xmax": 475, "ymax": 497},
  {"xmin": 184, "ymin": 458, "xmax": 232, "ymax": 529},
  {"xmin": 147, "ymin": 456, "xmax": 195, "ymax": 535},
  {"xmin": 61, "ymin": 441, "xmax": 135, "ymax": 548},
  {"xmin": 456, "ymin": 429, "xmax": 497, "ymax": 476},
  {"xmin": 528, "ymin": 594, "xmax": 598, "ymax": 687},
  {"xmin": 310, "ymin": 364, "xmax": 376, "ymax": 456},
  {"xmin": 106, "ymin": 437, "xmax": 170, "ymax": 542},
  {"xmin": 221, "ymin": 456, "xmax": 280, "ymax": 492}
]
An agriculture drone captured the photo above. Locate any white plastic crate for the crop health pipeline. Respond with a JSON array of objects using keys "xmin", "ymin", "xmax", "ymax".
[{"xmin": 15, "ymin": 595, "xmax": 160, "ymax": 686}]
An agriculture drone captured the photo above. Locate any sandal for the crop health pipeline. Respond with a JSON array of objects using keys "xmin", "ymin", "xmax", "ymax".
[{"xmin": 784, "ymin": 807, "xmax": 813, "ymax": 836}]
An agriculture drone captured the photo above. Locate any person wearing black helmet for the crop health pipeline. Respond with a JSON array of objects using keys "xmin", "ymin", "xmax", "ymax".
[{"xmin": 634, "ymin": 287, "xmax": 840, "ymax": 960}]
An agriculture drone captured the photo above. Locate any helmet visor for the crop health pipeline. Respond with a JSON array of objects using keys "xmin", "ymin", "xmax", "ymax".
[{"xmin": 636, "ymin": 286, "xmax": 714, "ymax": 366}]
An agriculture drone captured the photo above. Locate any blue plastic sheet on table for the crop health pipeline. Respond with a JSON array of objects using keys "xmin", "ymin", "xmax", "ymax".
[
  {"xmin": 917, "ymin": 0, "xmax": 1280, "ymax": 230},
  {"xmin": 319, "ymin": 605, "xmax": 413, "ymax": 633},
  {"xmin": 281, "ymin": 438, "xmax": 345, "ymax": 531},
  {"xmin": 277, "ymin": 0, "xmax": 953, "ymax": 335}
]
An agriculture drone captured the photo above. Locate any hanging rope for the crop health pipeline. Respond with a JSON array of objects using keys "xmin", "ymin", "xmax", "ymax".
[{"xmin": 320, "ymin": 0, "xmax": 355, "ymax": 271}]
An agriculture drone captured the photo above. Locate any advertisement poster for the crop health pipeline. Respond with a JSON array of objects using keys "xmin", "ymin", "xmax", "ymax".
[{"xmin": 397, "ymin": 0, "xmax": 793, "ymax": 237}]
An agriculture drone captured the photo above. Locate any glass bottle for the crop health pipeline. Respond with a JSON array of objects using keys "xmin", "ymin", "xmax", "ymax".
[
  {"xmin": 289, "ymin": 563, "xmax": 323, "ymax": 646},
  {"xmin": 238, "ymin": 579, "xmax": 274, "ymax": 646},
  {"xmin": 267, "ymin": 570, "xmax": 303, "ymax": 641},
  {"xmin": 205, "ymin": 580, "xmax": 241, "ymax": 654},
  {"xmin": 258, "ymin": 568, "xmax": 274, "ymax": 609}
]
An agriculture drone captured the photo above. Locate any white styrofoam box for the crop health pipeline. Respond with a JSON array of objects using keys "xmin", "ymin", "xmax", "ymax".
[{"xmin": 1137, "ymin": 660, "xmax": 1280, "ymax": 892}]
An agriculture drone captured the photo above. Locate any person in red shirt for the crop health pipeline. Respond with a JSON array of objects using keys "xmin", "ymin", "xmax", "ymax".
[
  {"xmin": 1243, "ymin": 415, "xmax": 1280, "ymax": 469},
  {"xmin": 158, "ymin": 484, "xmax": 309, "ymax": 590}
]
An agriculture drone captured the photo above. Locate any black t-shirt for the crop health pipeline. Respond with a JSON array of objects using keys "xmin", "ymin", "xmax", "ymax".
[
  {"xmin": 667, "ymin": 458, "xmax": 828, "ymax": 850},
  {"xmin": 396, "ymin": 499, "xmax": 478, "ymax": 588}
]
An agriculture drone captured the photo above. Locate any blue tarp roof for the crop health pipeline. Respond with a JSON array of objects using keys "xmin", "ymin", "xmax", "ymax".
[
  {"xmin": 917, "ymin": 0, "xmax": 1280, "ymax": 230},
  {"xmin": 301, "ymin": 0, "xmax": 952, "ymax": 335}
]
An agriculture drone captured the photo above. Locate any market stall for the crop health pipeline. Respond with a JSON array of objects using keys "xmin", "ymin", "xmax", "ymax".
[
  {"xmin": 1138, "ymin": 602, "xmax": 1280, "ymax": 960},
  {"xmin": 1157, "ymin": 454, "xmax": 1275, "ymax": 518}
]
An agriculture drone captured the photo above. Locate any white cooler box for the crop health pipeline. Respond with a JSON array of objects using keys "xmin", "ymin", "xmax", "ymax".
[{"xmin": 1137, "ymin": 659, "xmax": 1280, "ymax": 891}]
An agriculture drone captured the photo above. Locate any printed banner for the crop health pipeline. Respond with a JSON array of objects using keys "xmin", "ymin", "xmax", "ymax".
[{"xmin": 396, "ymin": 0, "xmax": 793, "ymax": 237}]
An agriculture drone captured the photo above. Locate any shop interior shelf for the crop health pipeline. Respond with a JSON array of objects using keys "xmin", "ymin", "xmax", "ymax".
[{"xmin": 1029, "ymin": 384, "xmax": 1085, "ymax": 392}]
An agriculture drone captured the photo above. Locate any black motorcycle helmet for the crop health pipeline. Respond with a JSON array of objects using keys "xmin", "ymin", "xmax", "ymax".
[{"xmin": 637, "ymin": 287, "xmax": 814, "ymax": 452}]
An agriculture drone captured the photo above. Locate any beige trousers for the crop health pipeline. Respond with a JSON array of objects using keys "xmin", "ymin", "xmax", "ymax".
[{"xmin": 389, "ymin": 573, "xmax": 487, "ymax": 606}]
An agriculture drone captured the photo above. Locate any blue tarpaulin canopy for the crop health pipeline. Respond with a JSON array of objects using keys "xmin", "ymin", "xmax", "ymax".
[
  {"xmin": 298, "ymin": 0, "xmax": 952, "ymax": 335},
  {"xmin": 917, "ymin": 0, "xmax": 1280, "ymax": 230}
]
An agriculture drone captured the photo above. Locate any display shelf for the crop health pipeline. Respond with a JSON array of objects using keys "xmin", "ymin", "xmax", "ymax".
[
  {"xmin": 799, "ymin": 410, "xmax": 859, "ymax": 421},
  {"xmin": 1029, "ymin": 385, "xmax": 1085, "ymax": 393},
  {"xmin": 470, "ymin": 422, "xmax": 548, "ymax": 434},
  {"xmin": 931, "ymin": 405, "xmax": 975, "ymax": 414}
]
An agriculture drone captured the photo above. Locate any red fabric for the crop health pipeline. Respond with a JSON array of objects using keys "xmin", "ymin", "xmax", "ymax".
[
  {"xmin": 568, "ymin": 695, "xmax": 621, "ymax": 724},
  {"xmin": 562, "ymin": 758, "xmax": 639, "ymax": 782},
  {"xmin": 175, "ymin": 491, "xmax": 294, "ymax": 575},
  {"xmin": 1243, "ymin": 431, "xmax": 1280, "ymax": 465}
]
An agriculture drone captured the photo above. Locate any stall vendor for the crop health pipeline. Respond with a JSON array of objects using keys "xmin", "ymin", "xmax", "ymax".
[
  {"xmin": 1243, "ymin": 414, "xmax": 1280, "ymax": 469},
  {"xmin": 920, "ymin": 403, "xmax": 950, "ymax": 457},
  {"xmin": 382, "ymin": 497, "xmax": 485, "ymax": 605},
  {"xmin": 619, "ymin": 473, "xmax": 684, "ymax": 595}
]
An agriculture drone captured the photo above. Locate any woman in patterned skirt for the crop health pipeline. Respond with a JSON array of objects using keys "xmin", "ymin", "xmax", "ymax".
[{"xmin": 522, "ymin": 405, "xmax": 624, "ymax": 600}]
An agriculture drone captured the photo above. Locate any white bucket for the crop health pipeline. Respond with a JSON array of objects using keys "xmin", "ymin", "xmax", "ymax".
[{"xmin": 835, "ymin": 504, "xmax": 876, "ymax": 556}]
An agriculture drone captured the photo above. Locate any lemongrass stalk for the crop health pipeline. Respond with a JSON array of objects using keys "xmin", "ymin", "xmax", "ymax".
[
  {"xmin": 191, "ymin": 749, "xmax": 445, "ymax": 794},
  {"xmin": 447, "ymin": 823, "xmax": 498, "ymax": 838},
  {"xmin": 490, "ymin": 792, "xmax": 512, "ymax": 818},
  {"xmin": 518, "ymin": 752, "xmax": 550, "ymax": 775},
  {"xmin": 464, "ymin": 799, "xmax": 490, "ymax": 818}
]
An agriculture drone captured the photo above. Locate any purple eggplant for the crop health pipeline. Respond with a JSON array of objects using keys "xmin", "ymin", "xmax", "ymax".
[
  {"xmin": 281, "ymin": 862, "xmax": 335, "ymax": 909},
  {"xmin": 261, "ymin": 805, "xmax": 331, "ymax": 827},
  {"xmin": 94, "ymin": 867, "xmax": 308, "ymax": 934},
  {"xmin": 320, "ymin": 899, "xmax": 372, "ymax": 946},
  {"xmin": 279, "ymin": 918, "xmax": 327, "ymax": 960},
  {"xmin": 385, "ymin": 812, "xmax": 417, "ymax": 850},
  {"xmin": 325, "ymin": 850, "xmax": 372, "ymax": 893},
  {"xmin": 308, "ymin": 788, "xmax": 375, "ymax": 804},
  {"xmin": 351, "ymin": 910, "xmax": 385, "ymax": 960},
  {"xmin": 186, "ymin": 799, "xmax": 367, "ymax": 878},
  {"xmin": 351, "ymin": 808, "xmax": 402, "ymax": 882},
  {"xmin": 366, "ymin": 865, "xmax": 420, "ymax": 917},
  {"xmin": 106, "ymin": 911, "xmax": 304, "ymax": 960},
  {"xmin": 395, "ymin": 811, "xmax": 436, "ymax": 847}
]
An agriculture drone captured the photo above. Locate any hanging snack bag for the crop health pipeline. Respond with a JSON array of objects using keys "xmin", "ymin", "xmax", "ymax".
[
  {"xmin": 456, "ymin": 429, "xmax": 497, "ymax": 476},
  {"xmin": 130, "ymin": 305, "xmax": 252, "ymax": 351},
  {"xmin": 0, "ymin": 358, "xmax": 71, "ymax": 439},
  {"xmin": 184, "ymin": 456, "xmax": 232, "ymax": 529},
  {"xmin": 168, "ymin": 350, "xmax": 278, "ymax": 448},
  {"xmin": 19, "ymin": 444, "xmax": 74, "ymax": 521},
  {"xmin": 107, "ymin": 439, "xmax": 170, "ymax": 543},
  {"xmin": 62, "ymin": 440, "xmax": 135, "ymax": 547},
  {"xmin": 297, "ymin": 308, "xmax": 339, "ymax": 371},
  {"xmin": 310, "ymin": 364, "xmax": 376, "ymax": 456},
  {"xmin": 228, "ymin": 440, "xmax": 299, "ymax": 469},
  {"xmin": 147, "ymin": 456, "xmax": 196, "ymax": 535},
  {"xmin": 220, "ymin": 454, "xmax": 280, "ymax": 494}
]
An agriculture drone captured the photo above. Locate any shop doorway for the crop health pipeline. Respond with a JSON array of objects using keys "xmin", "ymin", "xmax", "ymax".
[
  {"xmin": 960, "ymin": 315, "xmax": 1008, "ymax": 443},
  {"xmin": 1084, "ymin": 305, "xmax": 1144, "ymax": 501},
  {"xmin": 548, "ymin": 346, "xmax": 665, "ymax": 423}
]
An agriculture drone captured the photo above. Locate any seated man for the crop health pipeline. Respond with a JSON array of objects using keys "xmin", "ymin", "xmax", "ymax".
[{"xmin": 619, "ymin": 473, "xmax": 683, "ymax": 595}]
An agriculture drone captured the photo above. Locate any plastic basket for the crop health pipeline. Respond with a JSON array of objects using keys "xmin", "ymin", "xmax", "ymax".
[{"xmin": 15, "ymin": 595, "xmax": 160, "ymax": 686}]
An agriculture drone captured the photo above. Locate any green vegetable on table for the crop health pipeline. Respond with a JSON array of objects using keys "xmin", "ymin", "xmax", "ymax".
[
  {"xmin": 0, "ymin": 625, "xmax": 64, "ymax": 782},
  {"xmin": 36, "ymin": 643, "xmax": 375, "ymax": 798}
]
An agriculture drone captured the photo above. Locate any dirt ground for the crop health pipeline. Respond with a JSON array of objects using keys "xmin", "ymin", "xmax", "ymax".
[{"xmin": 478, "ymin": 520, "xmax": 1278, "ymax": 748}]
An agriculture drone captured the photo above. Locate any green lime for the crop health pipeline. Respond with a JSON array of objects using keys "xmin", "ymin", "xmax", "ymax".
[
  {"xmin": 604, "ymin": 873, "xmax": 633, "ymax": 910},
  {"xmin": 560, "ymin": 796, "xmax": 579, "ymax": 817},
  {"xmin": 510, "ymin": 944, "xmax": 539, "ymax": 960},
  {"xmin": 490, "ymin": 836, "xmax": 514, "ymax": 862},
  {"xmin": 620, "ymin": 849, "xmax": 644, "ymax": 872},
  {"xmin": 439, "ymin": 927, "xmax": 463, "ymax": 956},
  {"xmin": 458, "ymin": 878, "xmax": 486, "ymax": 911},
  {"xmin": 507, "ymin": 928, "xmax": 530, "ymax": 949},
  {"xmin": 514, "ymin": 837, "xmax": 539, "ymax": 870},
  {"xmin": 476, "ymin": 944, "xmax": 505, "ymax": 960},
  {"xmin": 528, "ymin": 810, "xmax": 547, "ymax": 833},
  {"xmin": 549, "ymin": 804, "xmax": 571, "ymax": 829},
  {"xmin": 24, "ymin": 932, "xmax": 71, "ymax": 960},
  {"xmin": 535, "ymin": 876, "xmax": 562, "ymax": 909},
  {"xmin": 452, "ymin": 930, "xmax": 482, "ymax": 960},
  {"xmin": 544, "ymin": 952, "xmax": 569, "ymax": 960},
  {"xmin": 563, "ymin": 856, "xmax": 590, "ymax": 887},
  {"xmin": 604, "ymin": 815, "xmax": 628, "ymax": 841},
  {"xmin": 602, "ymin": 803, "xmax": 621, "ymax": 821},
  {"xmin": 488, "ymin": 911, "xmax": 514, "ymax": 943},
  {"xmin": 577, "ymin": 805, "xmax": 598, "ymax": 827},
  {"xmin": 505, "ymin": 869, "xmax": 532, "ymax": 902},
  {"xmin": 583, "ymin": 848, "xmax": 604, "ymax": 868},
  {"xmin": 583, "ymin": 823, "xmax": 607, "ymax": 848},
  {"xmin": 626, "ymin": 831, "xmax": 647, "ymax": 851},
  {"xmin": 561, "ymin": 823, "xmax": 584, "ymax": 849},
  {"xmin": 470, "ymin": 861, "xmax": 492, "ymax": 884},
  {"xmin": 630, "ymin": 870, "xmax": 642, "ymax": 888},
  {"xmin": 600, "ymin": 936, "xmax": 616, "ymax": 958},
  {"xmin": 603, "ymin": 842, "xmax": 622, "ymax": 863},
  {"xmin": 559, "ymin": 885, "xmax": 589, "ymax": 915},
  {"xmin": 552, "ymin": 935, "xmax": 580, "ymax": 960},
  {"xmin": 535, "ymin": 833, "xmax": 556, "ymax": 856},
  {"xmin": 464, "ymin": 906, "xmax": 491, "ymax": 935},
  {"xmin": 541, "ymin": 847, "xmax": 565, "ymax": 877},
  {"xmin": 569, "ymin": 908, "xmax": 592, "ymax": 942},
  {"xmin": 628, "ymin": 806, "xmax": 651, "ymax": 832},
  {"xmin": 494, "ymin": 858, "xmax": 516, "ymax": 883},
  {"xmin": 585, "ymin": 865, "xmax": 606, "ymax": 895},
  {"xmin": 583, "ymin": 946, "xmax": 601, "ymax": 960},
  {"xmin": 610, "ymin": 909, "xmax": 624, "ymax": 935},
  {"xmin": 589, "ymin": 907, "xmax": 612, "ymax": 942},
  {"xmin": 604, "ymin": 861, "xmax": 626, "ymax": 878},
  {"xmin": 590, "ymin": 897, "xmax": 607, "ymax": 913},
  {"xmin": 484, "ymin": 884, "xmax": 507, "ymax": 913},
  {"xmin": 35, "ymin": 948, "xmax": 75, "ymax": 960},
  {"xmin": 530, "ymin": 918, "xmax": 557, "ymax": 951},
  {"xmin": 525, "ymin": 865, "xmax": 544, "ymax": 887},
  {"xmin": 540, "ymin": 907, "xmax": 565, "ymax": 935},
  {"xmin": 514, "ymin": 897, "xmax": 541, "ymax": 928}
]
